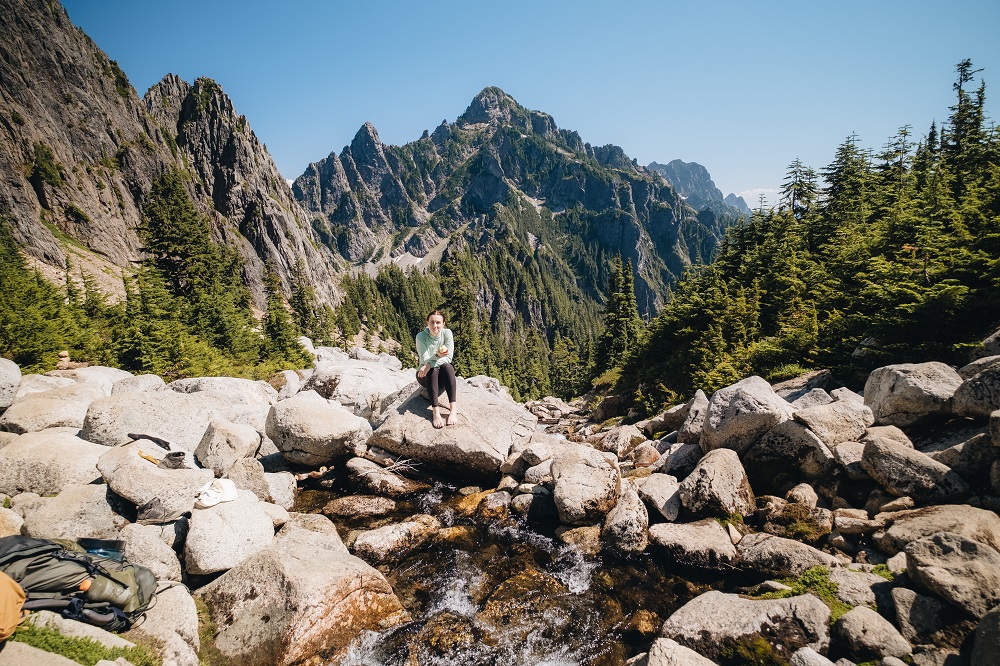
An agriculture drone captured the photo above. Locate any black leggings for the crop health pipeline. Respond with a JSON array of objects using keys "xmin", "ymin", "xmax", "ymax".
[{"xmin": 417, "ymin": 363, "xmax": 457, "ymax": 405}]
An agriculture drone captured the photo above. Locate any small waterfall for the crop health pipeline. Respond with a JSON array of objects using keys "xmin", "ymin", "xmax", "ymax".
[
  {"xmin": 550, "ymin": 545, "xmax": 599, "ymax": 594},
  {"xmin": 329, "ymin": 483, "xmax": 710, "ymax": 665}
]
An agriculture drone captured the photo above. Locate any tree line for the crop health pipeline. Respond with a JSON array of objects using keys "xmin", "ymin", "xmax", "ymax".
[
  {"xmin": 4, "ymin": 61, "xmax": 994, "ymax": 409},
  {"xmin": 1, "ymin": 169, "xmax": 311, "ymax": 379},
  {"xmin": 618, "ymin": 59, "xmax": 999, "ymax": 411}
]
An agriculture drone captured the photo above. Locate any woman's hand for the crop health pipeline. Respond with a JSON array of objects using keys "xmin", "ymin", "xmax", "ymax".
[
  {"xmin": 435, "ymin": 347, "xmax": 449, "ymax": 358},
  {"xmin": 417, "ymin": 365, "xmax": 429, "ymax": 378}
]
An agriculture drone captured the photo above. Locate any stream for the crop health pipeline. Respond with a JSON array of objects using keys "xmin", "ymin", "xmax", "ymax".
[{"xmin": 295, "ymin": 479, "xmax": 723, "ymax": 666}]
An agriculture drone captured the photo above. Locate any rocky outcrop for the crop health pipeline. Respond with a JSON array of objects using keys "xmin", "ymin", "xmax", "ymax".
[
  {"xmin": 145, "ymin": 76, "xmax": 342, "ymax": 307},
  {"xmin": 369, "ymin": 382, "xmax": 537, "ymax": 478},
  {"xmin": 660, "ymin": 590, "xmax": 830, "ymax": 660},
  {"xmin": 4, "ymin": 353, "xmax": 1000, "ymax": 663},
  {"xmin": 0, "ymin": 0, "xmax": 341, "ymax": 309},
  {"xmin": 700, "ymin": 376, "xmax": 794, "ymax": 454},
  {"xmin": 196, "ymin": 526, "xmax": 407, "ymax": 665},
  {"xmin": 647, "ymin": 159, "xmax": 749, "ymax": 217},
  {"xmin": 292, "ymin": 87, "xmax": 729, "ymax": 318},
  {"xmin": 864, "ymin": 362, "xmax": 963, "ymax": 426},
  {"xmin": 904, "ymin": 531, "xmax": 1000, "ymax": 619},
  {"xmin": 265, "ymin": 391, "xmax": 371, "ymax": 466}
]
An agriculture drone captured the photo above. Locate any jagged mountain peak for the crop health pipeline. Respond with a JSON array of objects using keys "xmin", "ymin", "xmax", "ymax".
[
  {"xmin": 351, "ymin": 121, "xmax": 383, "ymax": 151},
  {"xmin": 459, "ymin": 86, "xmax": 524, "ymax": 125},
  {"xmin": 293, "ymin": 87, "xmax": 740, "ymax": 317},
  {"xmin": 648, "ymin": 159, "xmax": 748, "ymax": 218},
  {"xmin": 0, "ymin": 0, "xmax": 343, "ymax": 309},
  {"xmin": 147, "ymin": 72, "xmax": 190, "ymax": 101}
]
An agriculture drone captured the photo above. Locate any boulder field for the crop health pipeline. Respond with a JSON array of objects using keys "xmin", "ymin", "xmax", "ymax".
[{"xmin": 1, "ymin": 338, "xmax": 999, "ymax": 665}]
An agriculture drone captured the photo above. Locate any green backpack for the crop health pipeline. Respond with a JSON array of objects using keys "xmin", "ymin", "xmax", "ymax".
[{"xmin": 0, "ymin": 536, "xmax": 158, "ymax": 632}]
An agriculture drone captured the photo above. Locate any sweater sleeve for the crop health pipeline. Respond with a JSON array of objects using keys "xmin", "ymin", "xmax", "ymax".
[
  {"xmin": 415, "ymin": 330, "xmax": 432, "ymax": 368},
  {"xmin": 440, "ymin": 329, "xmax": 454, "ymax": 366}
]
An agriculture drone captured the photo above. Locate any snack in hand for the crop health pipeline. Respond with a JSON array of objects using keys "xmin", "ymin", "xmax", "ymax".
[{"xmin": 438, "ymin": 345, "xmax": 448, "ymax": 354}]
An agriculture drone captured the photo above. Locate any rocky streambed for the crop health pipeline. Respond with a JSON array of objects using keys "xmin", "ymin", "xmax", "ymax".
[
  {"xmin": 294, "ymin": 479, "xmax": 717, "ymax": 666},
  {"xmin": 1, "ymin": 341, "xmax": 999, "ymax": 665}
]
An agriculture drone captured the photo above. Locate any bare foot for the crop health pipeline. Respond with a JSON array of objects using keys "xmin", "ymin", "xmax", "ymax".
[
  {"xmin": 432, "ymin": 412, "xmax": 445, "ymax": 429},
  {"xmin": 446, "ymin": 409, "xmax": 458, "ymax": 426}
]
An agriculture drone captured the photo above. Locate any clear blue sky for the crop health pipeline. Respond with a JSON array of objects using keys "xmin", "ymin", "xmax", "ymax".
[{"xmin": 62, "ymin": 0, "xmax": 1000, "ymax": 207}]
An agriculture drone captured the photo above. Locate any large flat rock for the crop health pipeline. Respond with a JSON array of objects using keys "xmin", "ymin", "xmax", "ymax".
[
  {"xmin": 302, "ymin": 359, "xmax": 413, "ymax": 419},
  {"xmin": 369, "ymin": 382, "xmax": 536, "ymax": 478},
  {"xmin": 97, "ymin": 440, "xmax": 214, "ymax": 520},
  {"xmin": 0, "ymin": 382, "xmax": 106, "ymax": 433},
  {"xmin": 22, "ymin": 483, "xmax": 131, "ymax": 540},
  {"xmin": 648, "ymin": 519, "xmax": 738, "ymax": 569},
  {"xmin": 82, "ymin": 390, "xmax": 245, "ymax": 451},
  {"xmin": 873, "ymin": 504, "xmax": 1000, "ymax": 555},
  {"xmin": 660, "ymin": 590, "xmax": 830, "ymax": 660},
  {"xmin": 196, "ymin": 526, "xmax": 407, "ymax": 665},
  {"xmin": 864, "ymin": 362, "xmax": 962, "ymax": 427},
  {"xmin": 0, "ymin": 429, "xmax": 105, "ymax": 495}
]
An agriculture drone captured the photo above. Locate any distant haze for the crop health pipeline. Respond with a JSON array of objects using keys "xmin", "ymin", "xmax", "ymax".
[{"xmin": 61, "ymin": 0, "xmax": 1000, "ymax": 207}]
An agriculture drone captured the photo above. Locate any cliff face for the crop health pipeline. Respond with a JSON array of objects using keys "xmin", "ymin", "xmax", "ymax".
[
  {"xmin": 144, "ymin": 75, "xmax": 342, "ymax": 304},
  {"xmin": 648, "ymin": 159, "xmax": 750, "ymax": 216},
  {"xmin": 294, "ymin": 87, "xmax": 736, "ymax": 314},
  {"xmin": 0, "ymin": 0, "xmax": 163, "ymax": 266},
  {"xmin": 0, "ymin": 0, "xmax": 341, "ymax": 306}
]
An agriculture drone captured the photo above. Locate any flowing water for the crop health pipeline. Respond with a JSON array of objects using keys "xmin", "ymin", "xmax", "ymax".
[{"xmin": 296, "ymin": 480, "xmax": 720, "ymax": 666}]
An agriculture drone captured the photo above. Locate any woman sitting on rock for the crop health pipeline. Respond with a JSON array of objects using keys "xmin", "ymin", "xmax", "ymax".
[{"xmin": 415, "ymin": 310, "xmax": 458, "ymax": 428}]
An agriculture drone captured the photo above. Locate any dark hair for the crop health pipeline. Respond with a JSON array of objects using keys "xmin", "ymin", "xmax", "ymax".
[{"xmin": 426, "ymin": 309, "xmax": 445, "ymax": 321}]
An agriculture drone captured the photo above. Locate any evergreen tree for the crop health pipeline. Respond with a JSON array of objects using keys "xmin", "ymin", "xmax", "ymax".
[
  {"xmin": 289, "ymin": 259, "xmax": 324, "ymax": 342},
  {"xmin": 780, "ymin": 157, "xmax": 819, "ymax": 219},
  {"xmin": 594, "ymin": 255, "xmax": 643, "ymax": 376},
  {"xmin": 261, "ymin": 269, "xmax": 308, "ymax": 365},
  {"xmin": 550, "ymin": 332, "xmax": 585, "ymax": 399},
  {"xmin": 440, "ymin": 250, "xmax": 486, "ymax": 377}
]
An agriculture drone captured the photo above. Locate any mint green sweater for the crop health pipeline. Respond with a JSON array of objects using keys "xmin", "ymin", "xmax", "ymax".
[{"xmin": 416, "ymin": 327, "xmax": 454, "ymax": 369}]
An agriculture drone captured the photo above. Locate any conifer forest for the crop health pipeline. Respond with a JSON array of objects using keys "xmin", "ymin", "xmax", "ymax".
[{"xmin": 2, "ymin": 60, "xmax": 998, "ymax": 409}]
